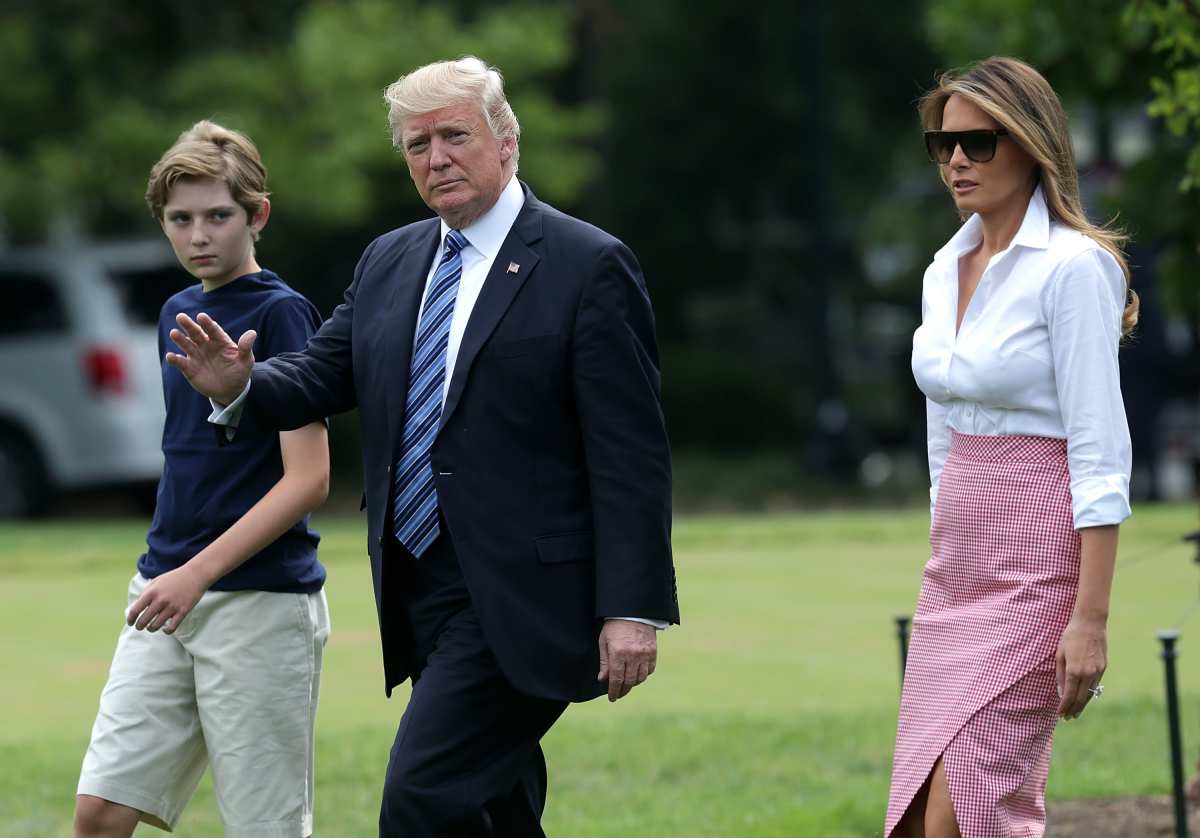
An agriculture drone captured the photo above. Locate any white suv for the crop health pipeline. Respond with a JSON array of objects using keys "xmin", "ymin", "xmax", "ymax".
[{"xmin": 0, "ymin": 239, "xmax": 193, "ymax": 517}]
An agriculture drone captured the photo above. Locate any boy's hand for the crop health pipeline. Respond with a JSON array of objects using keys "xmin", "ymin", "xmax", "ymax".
[
  {"xmin": 127, "ymin": 565, "xmax": 209, "ymax": 634},
  {"xmin": 166, "ymin": 312, "xmax": 256, "ymax": 405}
]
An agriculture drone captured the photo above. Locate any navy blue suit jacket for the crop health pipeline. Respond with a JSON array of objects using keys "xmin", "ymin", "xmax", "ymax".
[{"xmin": 246, "ymin": 183, "xmax": 678, "ymax": 701}]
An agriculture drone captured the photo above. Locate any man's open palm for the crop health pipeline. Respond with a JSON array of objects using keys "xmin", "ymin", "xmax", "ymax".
[{"xmin": 166, "ymin": 312, "xmax": 257, "ymax": 405}]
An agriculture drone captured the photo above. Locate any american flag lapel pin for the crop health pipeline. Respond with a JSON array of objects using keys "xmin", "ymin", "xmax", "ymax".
[{"xmin": 507, "ymin": 261, "xmax": 520, "ymax": 275}]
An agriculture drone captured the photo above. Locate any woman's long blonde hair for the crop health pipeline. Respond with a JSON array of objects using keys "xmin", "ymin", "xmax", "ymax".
[{"xmin": 919, "ymin": 57, "xmax": 1138, "ymax": 336}]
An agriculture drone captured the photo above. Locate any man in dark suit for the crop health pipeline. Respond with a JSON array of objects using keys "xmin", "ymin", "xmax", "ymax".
[{"xmin": 165, "ymin": 55, "xmax": 678, "ymax": 837}]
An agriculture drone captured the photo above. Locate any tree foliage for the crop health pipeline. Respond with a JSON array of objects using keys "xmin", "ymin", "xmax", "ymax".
[
  {"xmin": 1133, "ymin": 0, "xmax": 1200, "ymax": 190},
  {"xmin": 585, "ymin": 0, "xmax": 938, "ymax": 462},
  {"xmin": 926, "ymin": 0, "xmax": 1157, "ymax": 103},
  {"xmin": 0, "ymin": 0, "xmax": 597, "ymax": 242}
]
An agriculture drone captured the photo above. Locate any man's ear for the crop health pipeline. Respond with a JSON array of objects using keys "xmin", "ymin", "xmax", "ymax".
[
  {"xmin": 250, "ymin": 198, "xmax": 271, "ymax": 236},
  {"xmin": 498, "ymin": 135, "xmax": 517, "ymax": 165}
]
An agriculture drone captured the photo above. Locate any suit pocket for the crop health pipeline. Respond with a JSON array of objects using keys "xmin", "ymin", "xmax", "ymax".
[
  {"xmin": 485, "ymin": 334, "xmax": 559, "ymax": 359},
  {"xmin": 535, "ymin": 531, "xmax": 594, "ymax": 564}
]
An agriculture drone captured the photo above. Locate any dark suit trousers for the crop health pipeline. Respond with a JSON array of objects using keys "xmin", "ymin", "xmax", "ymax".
[{"xmin": 380, "ymin": 528, "xmax": 568, "ymax": 838}]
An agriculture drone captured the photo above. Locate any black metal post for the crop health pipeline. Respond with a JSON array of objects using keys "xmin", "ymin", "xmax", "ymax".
[
  {"xmin": 895, "ymin": 615, "xmax": 911, "ymax": 687},
  {"xmin": 1159, "ymin": 629, "xmax": 1189, "ymax": 838}
]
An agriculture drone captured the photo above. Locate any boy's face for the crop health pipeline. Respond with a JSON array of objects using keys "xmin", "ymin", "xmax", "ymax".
[{"xmin": 160, "ymin": 177, "xmax": 268, "ymax": 291}]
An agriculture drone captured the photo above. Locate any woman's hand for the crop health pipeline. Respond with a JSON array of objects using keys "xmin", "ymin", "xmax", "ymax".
[
  {"xmin": 1056, "ymin": 614, "xmax": 1107, "ymax": 719},
  {"xmin": 126, "ymin": 564, "xmax": 209, "ymax": 635}
]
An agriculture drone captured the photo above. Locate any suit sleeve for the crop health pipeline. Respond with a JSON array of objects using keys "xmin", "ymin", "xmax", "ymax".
[
  {"xmin": 572, "ymin": 241, "xmax": 678, "ymax": 624},
  {"xmin": 247, "ymin": 241, "xmax": 377, "ymax": 430}
]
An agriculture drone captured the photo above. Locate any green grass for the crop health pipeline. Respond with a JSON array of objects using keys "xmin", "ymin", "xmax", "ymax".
[{"xmin": 0, "ymin": 504, "xmax": 1196, "ymax": 836}]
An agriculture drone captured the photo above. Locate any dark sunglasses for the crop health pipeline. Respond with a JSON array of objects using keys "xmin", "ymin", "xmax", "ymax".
[{"xmin": 924, "ymin": 129, "xmax": 1009, "ymax": 164}]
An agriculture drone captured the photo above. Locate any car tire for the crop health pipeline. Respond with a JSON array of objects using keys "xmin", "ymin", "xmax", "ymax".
[
  {"xmin": 129, "ymin": 481, "xmax": 159, "ymax": 517},
  {"xmin": 0, "ymin": 428, "xmax": 50, "ymax": 518}
]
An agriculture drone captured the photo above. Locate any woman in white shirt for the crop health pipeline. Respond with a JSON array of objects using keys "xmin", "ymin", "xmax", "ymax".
[{"xmin": 885, "ymin": 57, "xmax": 1137, "ymax": 838}]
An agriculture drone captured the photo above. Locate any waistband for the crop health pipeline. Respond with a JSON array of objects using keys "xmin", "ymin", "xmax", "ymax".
[{"xmin": 948, "ymin": 431, "xmax": 1067, "ymax": 464}]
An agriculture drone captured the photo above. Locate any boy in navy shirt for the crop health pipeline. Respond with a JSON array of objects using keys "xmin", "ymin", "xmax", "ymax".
[{"xmin": 74, "ymin": 121, "xmax": 330, "ymax": 838}]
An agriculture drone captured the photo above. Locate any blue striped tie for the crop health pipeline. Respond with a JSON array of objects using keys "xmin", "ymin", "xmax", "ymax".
[{"xmin": 392, "ymin": 229, "xmax": 468, "ymax": 557}]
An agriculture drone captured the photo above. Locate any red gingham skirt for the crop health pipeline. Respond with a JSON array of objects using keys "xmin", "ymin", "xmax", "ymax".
[{"xmin": 885, "ymin": 433, "xmax": 1080, "ymax": 838}]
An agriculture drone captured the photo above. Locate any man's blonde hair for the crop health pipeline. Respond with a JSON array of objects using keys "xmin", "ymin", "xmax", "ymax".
[
  {"xmin": 146, "ymin": 120, "xmax": 270, "ymax": 239},
  {"xmin": 384, "ymin": 55, "xmax": 520, "ymax": 171}
]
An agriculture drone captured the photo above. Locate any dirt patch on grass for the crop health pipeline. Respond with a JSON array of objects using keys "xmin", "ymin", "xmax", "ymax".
[{"xmin": 1048, "ymin": 796, "xmax": 1199, "ymax": 837}]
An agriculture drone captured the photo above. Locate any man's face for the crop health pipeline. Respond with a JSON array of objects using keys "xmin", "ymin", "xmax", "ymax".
[
  {"xmin": 400, "ymin": 101, "xmax": 515, "ymax": 230},
  {"xmin": 160, "ymin": 177, "xmax": 266, "ymax": 291}
]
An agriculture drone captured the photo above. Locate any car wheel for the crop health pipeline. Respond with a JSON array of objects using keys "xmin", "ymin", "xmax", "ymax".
[
  {"xmin": 129, "ymin": 481, "xmax": 160, "ymax": 517},
  {"xmin": 0, "ymin": 430, "xmax": 49, "ymax": 518}
]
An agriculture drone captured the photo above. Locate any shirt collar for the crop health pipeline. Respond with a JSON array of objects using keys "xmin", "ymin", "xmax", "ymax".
[
  {"xmin": 932, "ymin": 182, "xmax": 1051, "ymax": 264},
  {"xmin": 439, "ymin": 175, "xmax": 524, "ymax": 259},
  {"xmin": 1010, "ymin": 182, "xmax": 1050, "ymax": 251}
]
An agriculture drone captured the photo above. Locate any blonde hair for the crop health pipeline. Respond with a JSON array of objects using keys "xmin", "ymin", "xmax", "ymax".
[
  {"xmin": 920, "ymin": 56, "xmax": 1138, "ymax": 336},
  {"xmin": 145, "ymin": 120, "xmax": 269, "ymax": 240},
  {"xmin": 383, "ymin": 55, "xmax": 520, "ymax": 171}
]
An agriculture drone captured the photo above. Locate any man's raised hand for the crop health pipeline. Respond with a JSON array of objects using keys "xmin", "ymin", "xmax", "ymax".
[{"xmin": 166, "ymin": 312, "xmax": 256, "ymax": 404}]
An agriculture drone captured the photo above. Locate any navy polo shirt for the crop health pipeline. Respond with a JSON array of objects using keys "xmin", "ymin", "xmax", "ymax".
[{"xmin": 139, "ymin": 269, "xmax": 325, "ymax": 593}]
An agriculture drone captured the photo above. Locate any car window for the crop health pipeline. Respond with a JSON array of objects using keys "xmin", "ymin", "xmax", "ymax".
[
  {"xmin": 0, "ymin": 272, "xmax": 68, "ymax": 336},
  {"xmin": 108, "ymin": 265, "xmax": 195, "ymax": 325}
]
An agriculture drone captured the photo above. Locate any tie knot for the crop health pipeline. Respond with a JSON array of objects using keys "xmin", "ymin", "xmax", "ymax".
[{"xmin": 445, "ymin": 229, "xmax": 468, "ymax": 254}]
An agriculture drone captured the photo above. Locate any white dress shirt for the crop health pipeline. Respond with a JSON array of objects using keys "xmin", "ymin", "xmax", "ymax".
[
  {"xmin": 211, "ymin": 175, "xmax": 665, "ymax": 628},
  {"xmin": 911, "ymin": 184, "xmax": 1132, "ymax": 530},
  {"xmin": 424, "ymin": 174, "xmax": 525, "ymax": 400}
]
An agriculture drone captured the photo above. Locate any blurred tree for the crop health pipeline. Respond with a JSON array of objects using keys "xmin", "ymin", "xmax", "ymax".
[
  {"xmin": 582, "ymin": 0, "xmax": 937, "ymax": 476},
  {"xmin": 0, "ymin": 0, "xmax": 597, "ymax": 247},
  {"xmin": 1134, "ymin": 0, "xmax": 1200, "ymax": 190},
  {"xmin": 926, "ymin": 0, "xmax": 1156, "ymax": 102},
  {"xmin": 1130, "ymin": 0, "xmax": 1200, "ymax": 317}
]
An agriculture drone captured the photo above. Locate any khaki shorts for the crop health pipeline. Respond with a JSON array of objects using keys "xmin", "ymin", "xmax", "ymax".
[{"xmin": 78, "ymin": 574, "xmax": 330, "ymax": 836}]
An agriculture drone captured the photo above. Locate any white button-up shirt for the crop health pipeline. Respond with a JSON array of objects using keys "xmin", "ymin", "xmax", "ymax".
[
  {"xmin": 420, "ymin": 174, "xmax": 525, "ymax": 401},
  {"xmin": 911, "ymin": 185, "xmax": 1132, "ymax": 530}
]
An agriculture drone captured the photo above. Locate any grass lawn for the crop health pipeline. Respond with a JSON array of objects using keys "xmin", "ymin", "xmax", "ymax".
[{"xmin": 0, "ymin": 503, "xmax": 1196, "ymax": 836}]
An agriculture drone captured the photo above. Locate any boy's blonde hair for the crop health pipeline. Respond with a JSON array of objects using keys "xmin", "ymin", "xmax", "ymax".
[{"xmin": 146, "ymin": 120, "xmax": 269, "ymax": 239}]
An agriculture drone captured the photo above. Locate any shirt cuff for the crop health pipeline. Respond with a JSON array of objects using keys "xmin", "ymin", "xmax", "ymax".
[
  {"xmin": 1070, "ymin": 474, "xmax": 1132, "ymax": 529},
  {"xmin": 605, "ymin": 617, "xmax": 669, "ymax": 630},
  {"xmin": 207, "ymin": 379, "xmax": 251, "ymax": 443},
  {"xmin": 207, "ymin": 379, "xmax": 251, "ymax": 427}
]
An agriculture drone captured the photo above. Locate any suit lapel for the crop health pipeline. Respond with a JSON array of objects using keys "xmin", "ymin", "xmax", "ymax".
[
  {"xmin": 438, "ymin": 194, "xmax": 543, "ymax": 433},
  {"xmin": 384, "ymin": 221, "xmax": 441, "ymax": 462}
]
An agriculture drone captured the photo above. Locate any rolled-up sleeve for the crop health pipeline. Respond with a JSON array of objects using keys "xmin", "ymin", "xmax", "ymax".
[{"xmin": 1045, "ymin": 247, "xmax": 1132, "ymax": 529}]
